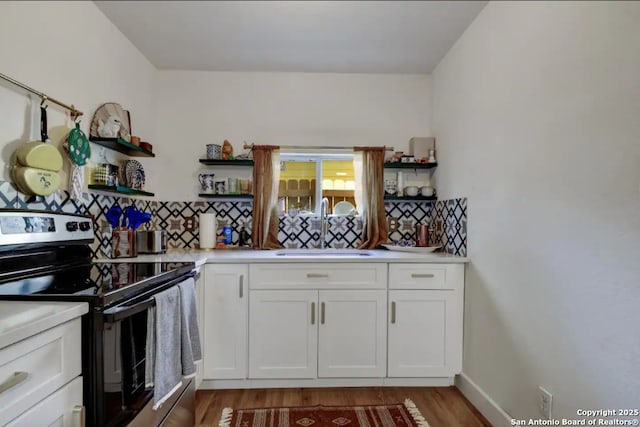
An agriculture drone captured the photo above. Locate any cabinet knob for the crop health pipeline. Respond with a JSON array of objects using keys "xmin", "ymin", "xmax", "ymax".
[{"xmin": 311, "ymin": 302, "xmax": 316, "ymax": 325}]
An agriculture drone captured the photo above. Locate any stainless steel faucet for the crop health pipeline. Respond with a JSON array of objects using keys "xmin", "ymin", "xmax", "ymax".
[{"xmin": 319, "ymin": 197, "xmax": 329, "ymax": 249}]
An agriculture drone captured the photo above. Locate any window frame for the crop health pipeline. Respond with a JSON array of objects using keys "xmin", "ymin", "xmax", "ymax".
[{"xmin": 279, "ymin": 152, "xmax": 355, "ymax": 216}]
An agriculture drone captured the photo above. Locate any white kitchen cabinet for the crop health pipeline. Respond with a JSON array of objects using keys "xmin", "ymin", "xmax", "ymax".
[
  {"xmin": 0, "ymin": 302, "xmax": 86, "ymax": 426},
  {"xmin": 249, "ymin": 290, "xmax": 318, "ymax": 379},
  {"xmin": 248, "ymin": 289, "xmax": 386, "ymax": 379},
  {"xmin": 318, "ymin": 290, "xmax": 387, "ymax": 378},
  {"xmin": 194, "ymin": 266, "xmax": 205, "ymax": 388},
  {"xmin": 387, "ymin": 263, "xmax": 464, "ymax": 378},
  {"xmin": 203, "ymin": 264, "xmax": 248, "ymax": 380},
  {"xmin": 6, "ymin": 377, "xmax": 83, "ymax": 427}
]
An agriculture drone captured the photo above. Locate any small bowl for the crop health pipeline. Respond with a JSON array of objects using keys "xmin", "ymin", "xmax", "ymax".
[
  {"xmin": 140, "ymin": 142, "xmax": 153, "ymax": 152},
  {"xmin": 404, "ymin": 186, "xmax": 419, "ymax": 197},
  {"xmin": 420, "ymin": 186, "xmax": 434, "ymax": 197}
]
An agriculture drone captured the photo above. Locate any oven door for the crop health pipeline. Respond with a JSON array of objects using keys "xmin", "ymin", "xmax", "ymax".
[{"xmin": 101, "ymin": 273, "xmax": 195, "ymax": 427}]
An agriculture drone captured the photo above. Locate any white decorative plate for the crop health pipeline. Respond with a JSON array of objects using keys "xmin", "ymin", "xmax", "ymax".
[
  {"xmin": 125, "ymin": 159, "xmax": 145, "ymax": 189},
  {"xmin": 334, "ymin": 201, "xmax": 355, "ymax": 215},
  {"xmin": 381, "ymin": 244, "xmax": 442, "ymax": 253}
]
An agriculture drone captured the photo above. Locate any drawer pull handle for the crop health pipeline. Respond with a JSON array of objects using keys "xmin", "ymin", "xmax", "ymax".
[
  {"xmin": 73, "ymin": 405, "xmax": 86, "ymax": 427},
  {"xmin": 391, "ymin": 302, "xmax": 396, "ymax": 324},
  {"xmin": 239, "ymin": 275, "xmax": 244, "ymax": 298},
  {"xmin": 411, "ymin": 273, "xmax": 435, "ymax": 278},
  {"xmin": 307, "ymin": 273, "xmax": 329, "ymax": 278},
  {"xmin": 321, "ymin": 302, "xmax": 326, "ymax": 325},
  {"xmin": 311, "ymin": 302, "xmax": 316, "ymax": 325},
  {"xmin": 0, "ymin": 371, "xmax": 28, "ymax": 394}
]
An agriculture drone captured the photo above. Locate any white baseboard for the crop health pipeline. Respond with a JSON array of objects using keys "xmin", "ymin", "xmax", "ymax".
[
  {"xmin": 455, "ymin": 373, "xmax": 512, "ymax": 427},
  {"xmin": 200, "ymin": 377, "xmax": 455, "ymax": 390}
]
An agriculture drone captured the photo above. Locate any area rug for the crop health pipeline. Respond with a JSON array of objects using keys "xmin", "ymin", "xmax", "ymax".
[{"xmin": 219, "ymin": 398, "xmax": 430, "ymax": 427}]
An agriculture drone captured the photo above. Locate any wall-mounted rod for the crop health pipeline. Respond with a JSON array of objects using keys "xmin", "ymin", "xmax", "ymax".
[
  {"xmin": 243, "ymin": 143, "xmax": 394, "ymax": 151},
  {"xmin": 0, "ymin": 72, "xmax": 83, "ymax": 118}
]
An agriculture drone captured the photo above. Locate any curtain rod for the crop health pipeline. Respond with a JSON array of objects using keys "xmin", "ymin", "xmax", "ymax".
[
  {"xmin": 243, "ymin": 143, "xmax": 394, "ymax": 151},
  {"xmin": 0, "ymin": 72, "xmax": 83, "ymax": 118}
]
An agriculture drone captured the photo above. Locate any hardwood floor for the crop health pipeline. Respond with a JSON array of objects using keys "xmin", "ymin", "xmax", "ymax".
[{"xmin": 196, "ymin": 387, "xmax": 491, "ymax": 427}]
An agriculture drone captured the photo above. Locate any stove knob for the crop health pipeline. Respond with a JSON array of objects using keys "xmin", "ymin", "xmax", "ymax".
[
  {"xmin": 66, "ymin": 221, "xmax": 79, "ymax": 232},
  {"xmin": 79, "ymin": 222, "xmax": 91, "ymax": 232}
]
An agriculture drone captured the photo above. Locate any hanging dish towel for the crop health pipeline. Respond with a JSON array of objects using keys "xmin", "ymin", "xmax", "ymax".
[
  {"xmin": 146, "ymin": 286, "xmax": 183, "ymax": 410},
  {"xmin": 178, "ymin": 278, "xmax": 202, "ymax": 378}
]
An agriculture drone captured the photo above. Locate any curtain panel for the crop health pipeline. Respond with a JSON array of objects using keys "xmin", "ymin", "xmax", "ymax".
[
  {"xmin": 251, "ymin": 145, "xmax": 282, "ymax": 249},
  {"xmin": 353, "ymin": 147, "xmax": 388, "ymax": 249}
]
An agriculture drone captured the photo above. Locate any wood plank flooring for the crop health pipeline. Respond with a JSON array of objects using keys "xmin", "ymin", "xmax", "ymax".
[{"xmin": 196, "ymin": 387, "xmax": 491, "ymax": 427}]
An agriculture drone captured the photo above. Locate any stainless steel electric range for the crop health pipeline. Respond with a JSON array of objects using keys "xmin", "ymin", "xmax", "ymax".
[{"xmin": 0, "ymin": 209, "xmax": 196, "ymax": 427}]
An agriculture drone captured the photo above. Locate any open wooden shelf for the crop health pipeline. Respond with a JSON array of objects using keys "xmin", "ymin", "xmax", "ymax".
[
  {"xmin": 383, "ymin": 162, "xmax": 437, "ymax": 169},
  {"xmin": 384, "ymin": 195, "xmax": 437, "ymax": 202},
  {"xmin": 88, "ymin": 185, "xmax": 154, "ymax": 197},
  {"xmin": 199, "ymin": 159, "xmax": 254, "ymax": 166},
  {"xmin": 198, "ymin": 193, "xmax": 254, "ymax": 200},
  {"xmin": 90, "ymin": 137, "xmax": 155, "ymax": 157}
]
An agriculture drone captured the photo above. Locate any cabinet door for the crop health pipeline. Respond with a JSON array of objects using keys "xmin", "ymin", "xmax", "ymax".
[
  {"xmin": 249, "ymin": 290, "xmax": 318, "ymax": 379},
  {"xmin": 203, "ymin": 264, "xmax": 248, "ymax": 379},
  {"xmin": 194, "ymin": 266, "xmax": 205, "ymax": 388},
  {"xmin": 6, "ymin": 377, "xmax": 83, "ymax": 427},
  {"xmin": 388, "ymin": 290, "xmax": 462, "ymax": 377},
  {"xmin": 318, "ymin": 290, "xmax": 387, "ymax": 378}
]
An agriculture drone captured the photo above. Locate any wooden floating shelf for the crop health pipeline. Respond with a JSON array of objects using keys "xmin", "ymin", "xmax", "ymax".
[
  {"xmin": 199, "ymin": 159, "xmax": 254, "ymax": 166},
  {"xmin": 383, "ymin": 162, "xmax": 437, "ymax": 169},
  {"xmin": 90, "ymin": 137, "xmax": 155, "ymax": 157},
  {"xmin": 88, "ymin": 185, "xmax": 155, "ymax": 197},
  {"xmin": 384, "ymin": 195, "xmax": 437, "ymax": 202},
  {"xmin": 198, "ymin": 193, "xmax": 254, "ymax": 199}
]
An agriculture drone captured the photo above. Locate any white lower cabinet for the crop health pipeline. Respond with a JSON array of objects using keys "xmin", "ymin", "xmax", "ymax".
[
  {"xmin": 194, "ymin": 266, "xmax": 205, "ymax": 388},
  {"xmin": 203, "ymin": 264, "xmax": 249, "ymax": 379},
  {"xmin": 249, "ymin": 290, "xmax": 318, "ymax": 379},
  {"xmin": 248, "ymin": 289, "xmax": 386, "ymax": 379},
  {"xmin": 201, "ymin": 261, "xmax": 465, "ymax": 386},
  {"xmin": 6, "ymin": 376, "xmax": 83, "ymax": 427},
  {"xmin": 387, "ymin": 264, "xmax": 464, "ymax": 378},
  {"xmin": 318, "ymin": 290, "xmax": 387, "ymax": 378}
]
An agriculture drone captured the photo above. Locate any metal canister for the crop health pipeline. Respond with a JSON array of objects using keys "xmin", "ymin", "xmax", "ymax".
[
  {"xmin": 415, "ymin": 224, "xmax": 429, "ymax": 247},
  {"xmin": 222, "ymin": 225, "xmax": 233, "ymax": 244}
]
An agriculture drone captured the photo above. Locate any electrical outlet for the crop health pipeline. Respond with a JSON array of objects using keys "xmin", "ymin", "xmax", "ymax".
[
  {"xmin": 387, "ymin": 216, "xmax": 399, "ymax": 232},
  {"xmin": 538, "ymin": 386, "xmax": 553, "ymax": 419}
]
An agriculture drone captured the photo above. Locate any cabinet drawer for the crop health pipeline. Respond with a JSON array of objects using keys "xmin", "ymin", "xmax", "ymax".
[
  {"xmin": 389, "ymin": 264, "xmax": 462, "ymax": 290},
  {"xmin": 0, "ymin": 319, "xmax": 82, "ymax": 426},
  {"xmin": 6, "ymin": 376, "xmax": 83, "ymax": 427},
  {"xmin": 250, "ymin": 263, "xmax": 387, "ymax": 290}
]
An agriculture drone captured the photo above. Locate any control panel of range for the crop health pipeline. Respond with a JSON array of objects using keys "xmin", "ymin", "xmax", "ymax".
[{"xmin": 0, "ymin": 210, "xmax": 94, "ymax": 246}]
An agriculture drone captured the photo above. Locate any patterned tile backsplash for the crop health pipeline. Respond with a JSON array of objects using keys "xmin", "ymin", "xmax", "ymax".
[{"xmin": 0, "ymin": 180, "xmax": 467, "ymax": 256}]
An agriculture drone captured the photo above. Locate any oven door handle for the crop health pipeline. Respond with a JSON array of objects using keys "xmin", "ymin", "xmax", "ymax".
[{"xmin": 102, "ymin": 272, "xmax": 195, "ymax": 322}]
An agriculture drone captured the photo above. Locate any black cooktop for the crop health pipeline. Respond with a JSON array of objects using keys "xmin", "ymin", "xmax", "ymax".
[{"xmin": 0, "ymin": 261, "xmax": 195, "ymax": 308}]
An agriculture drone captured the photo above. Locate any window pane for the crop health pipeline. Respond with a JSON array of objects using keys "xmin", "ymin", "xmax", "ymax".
[
  {"xmin": 278, "ymin": 160, "xmax": 317, "ymax": 214},
  {"xmin": 321, "ymin": 160, "xmax": 355, "ymax": 214}
]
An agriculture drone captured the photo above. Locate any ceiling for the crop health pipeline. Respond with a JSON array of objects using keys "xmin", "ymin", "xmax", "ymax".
[{"xmin": 95, "ymin": 1, "xmax": 486, "ymax": 74}]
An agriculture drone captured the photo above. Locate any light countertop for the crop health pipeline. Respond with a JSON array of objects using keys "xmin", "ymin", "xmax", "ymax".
[
  {"xmin": 96, "ymin": 248, "xmax": 469, "ymax": 265},
  {"xmin": 0, "ymin": 301, "xmax": 88, "ymax": 349}
]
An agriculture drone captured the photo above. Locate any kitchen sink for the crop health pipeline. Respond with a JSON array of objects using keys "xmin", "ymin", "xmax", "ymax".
[{"xmin": 275, "ymin": 249, "xmax": 372, "ymax": 256}]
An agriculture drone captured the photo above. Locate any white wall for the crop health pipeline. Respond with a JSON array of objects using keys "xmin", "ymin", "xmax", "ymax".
[
  {"xmin": 154, "ymin": 71, "xmax": 431, "ymax": 200},
  {"xmin": 0, "ymin": 1, "xmax": 156, "ymax": 190},
  {"xmin": 432, "ymin": 1, "xmax": 640, "ymax": 422}
]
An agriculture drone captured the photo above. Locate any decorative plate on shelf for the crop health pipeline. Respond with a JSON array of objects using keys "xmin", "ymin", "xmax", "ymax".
[
  {"xmin": 123, "ymin": 159, "xmax": 145, "ymax": 190},
  {"xmin": 381, "ymin": 244, "xmax": 442, "ymax": 253}
]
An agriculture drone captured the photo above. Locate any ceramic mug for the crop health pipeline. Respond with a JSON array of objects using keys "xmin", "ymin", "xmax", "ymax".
[
  {"xmin": 198, "ymin": 173, "xmax": 215, "ymax": 193},
  {"xmin": 384, "ymin": 179, "xmax": 397, "ymax": 195},
  {"xmin": 206, "ymin": 144, "xmax": 222, "ymax": 160}
]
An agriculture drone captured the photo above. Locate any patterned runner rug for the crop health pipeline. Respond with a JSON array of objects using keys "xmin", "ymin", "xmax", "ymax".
[{"xmin": 219, "ymin": 398, "xmax": 430, "ymax": 427}]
